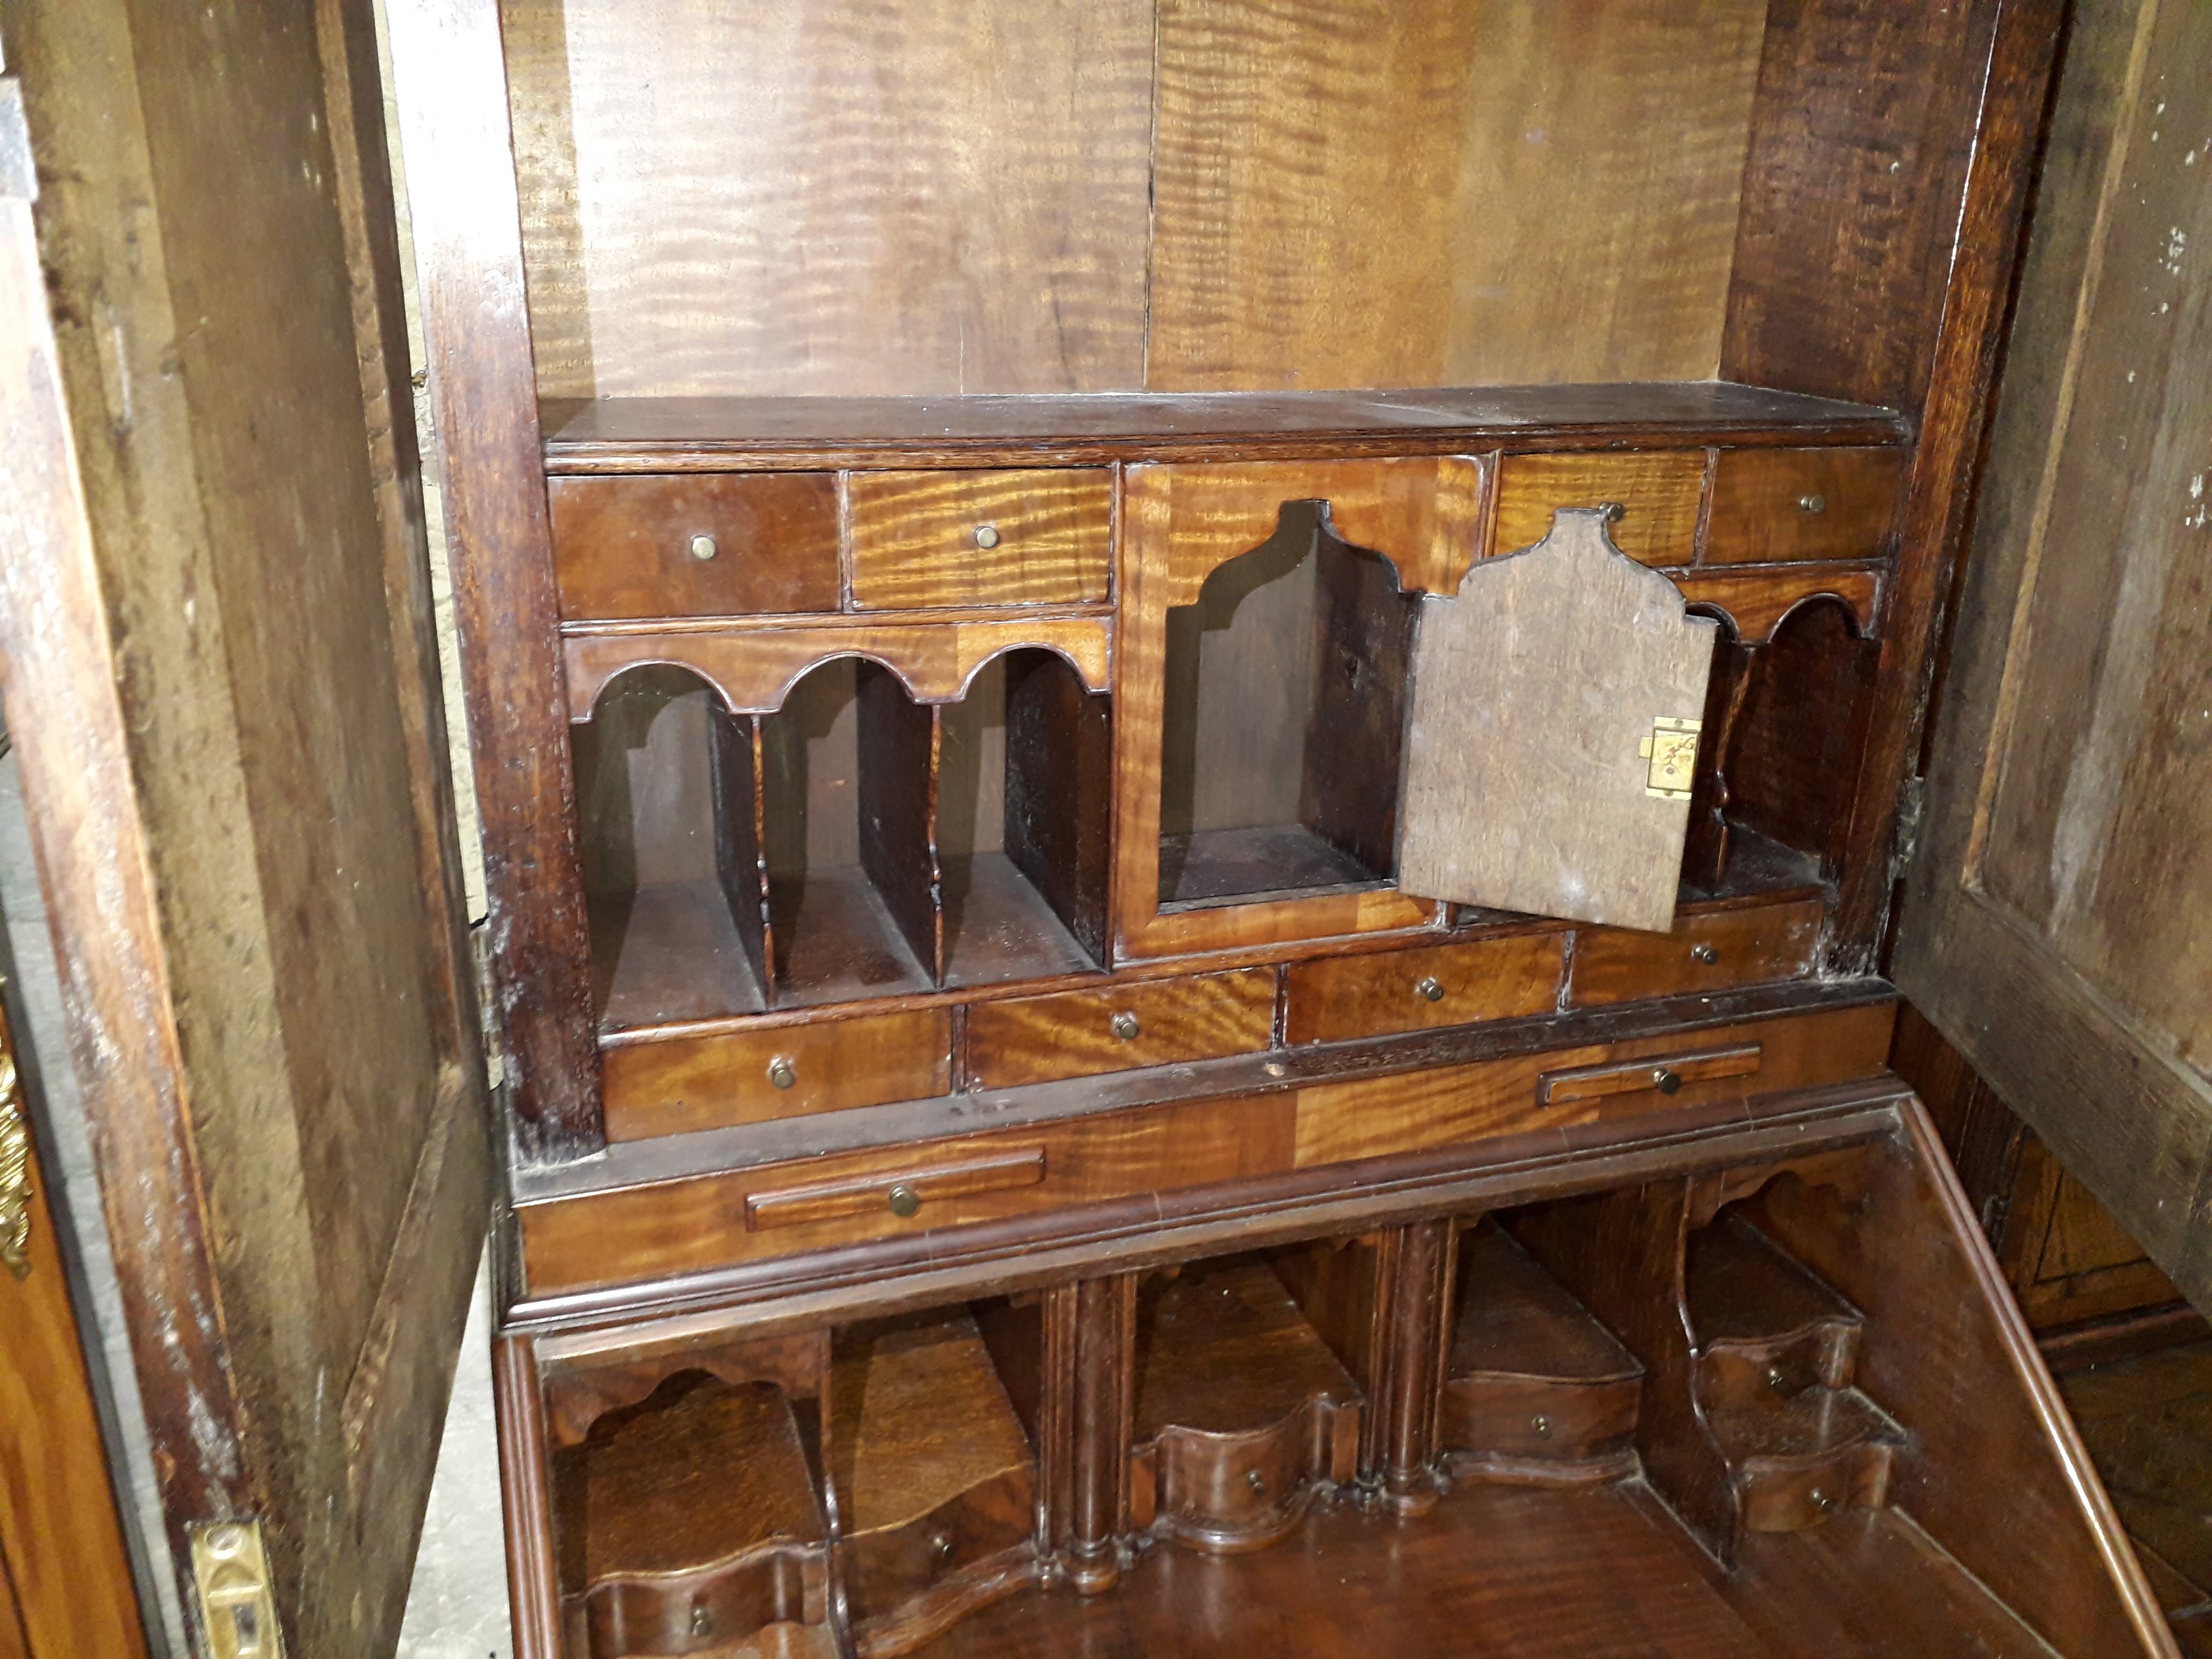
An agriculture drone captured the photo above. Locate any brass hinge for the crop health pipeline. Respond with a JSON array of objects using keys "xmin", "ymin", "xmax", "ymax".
[
  {"xmin": 1891, "ymin": 776, "xmax": 1929, "ymax": 880},
  {"xmin": 189, "ymin": 1520, "xmax": 285, "ymax": 1658},
  {"xmin": 469, "ymin": 923, "xmax": 508, "ymax": 1090},
  {"xmin": 1638, "ymin": 716, "xmax": 1702, "ymax": 801}
]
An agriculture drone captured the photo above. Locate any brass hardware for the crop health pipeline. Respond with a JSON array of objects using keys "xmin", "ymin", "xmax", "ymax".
[
  {"xmin": 1798, "ymin": 494, "xmax": 1827, "ymax": 514},
  {"xmin": 767, "ymin": 1055, "xmax": 797, "ymax": 1089},
  {"xmin": 0, "ymin": 1008, "xmax": 31, "ymax": 1281},
  {"xmin": 690, "ymin": 1606, "xmax": 713, "ymax": 1638},
  {"xmin": 1414, "ymin": 975, "xmax": 1445, "ymax": 1003},
  {"xmin": 887, "ymin": 1183, "xmax": 921, "ymax": 1219},
  {"xmin": 1810, "ymin": 1489, "xmax": 1837, "ymax": 1514},
  {"xmin": 1597, "ymin": 500, "xmax": 1627, "ymax": 523},
  {"xmin": 1690, "ymin": 943, "xmax": 1719, "ymax": 965},
  {"xmin": 930, "ymin": 1531, "xmax": 956, "ymax": 1560},
  {"xmin": 1638, "ymin": 715, "xmax": 1702, "ymax": 801},
  {"xmin": 1246, "ymin": 1470, "xmax": 1268, "ymax": 1495},
  {"xmin": 973, "ymin": 524, "xmax": 1001, "ymax": 549},
  {"xmin": 688, "ymin": 533, "xmax": 718, "ymax": 561},
  {"xmin": 191, "ymin": 1519, "xmax": 285, "ymax": 1659},
  {"xmin": 1532, "ymin": 1415, "xmax": 1553, "ymax": 1439},
  {"xmin": 1651, "ymin": 1067, "xmax": 1682, "ymax": 1095},
  {"xmin": 1110, "ymin": 1011, "xmax": 1140, "ymax": 1042},
  {"xmin": 1766, "ymin": 1366, "xmax": 1788, "ymax": 1391}
]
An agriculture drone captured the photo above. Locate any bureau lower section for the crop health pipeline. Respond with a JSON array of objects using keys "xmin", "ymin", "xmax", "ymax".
[{"xmin": 496, "ymin": 1064, "xmax": 2163, "ymax": 1659}]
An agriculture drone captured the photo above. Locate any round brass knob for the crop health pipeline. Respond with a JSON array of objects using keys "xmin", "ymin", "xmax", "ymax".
[
  {"xmin": 1810, "ymin": 1489, "xmax": 1837, "ymax": 1514},
  {"xmin": 1798, "ymin": 494, "xmax": 1827, "ymax": 514},
  {"xmin": 1690, "ymin": 943, "xmax": 1719, "ymax": 965},
  {"xmin": 689, "ymin": 533, "xmax": 719, "ymax": 560},
  {"xmin": 1415, "ymin": 975, "xmax": 1446, "ymax": 1003},
  {"xmin": 887, "ymin": 1184, "xmax": 921, "ymax": 1219},
  {"xmin": 973, "ymin": 524, "xmax": 1001, "ymax": 549},
  {"xmin": 1532, "ymin": 1415, "xmax": 1553, "ymax": 1438},
  {"xmin": 1766, "ymin": 1366, "xmax": 1789, "ymax": 1391},
  {"xmin": 690, "ymin": 1606, "xmax": 713, "ymax": 1638},
  {"xmin": 1111, "ymin": 1011, "xmax": 1140, "ymax": 1042},
  {"xmin": 1246, "ymin": 1470, "xmax": 1268, "ymax": 1496},
  {"xmin": 767, "ymin": 1055, "xmax": 797, "ymax": 1089},
  {"xmin": 1652, "ymin": 1067, "xmax": 1682, "ymax": 1095},
  {"xmin": 930, "ymin": 1530, "xmax": 956, "ymax": 1560}
]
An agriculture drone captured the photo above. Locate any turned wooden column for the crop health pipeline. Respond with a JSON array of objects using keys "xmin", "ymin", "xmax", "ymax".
[
  {"xmin": 1367, "ymin": 1219, "xmax": 1457, "ymax": 1514},
  {"xmin": 1040, "ymin": 1274, "xmax": 1135, "ymax": 1592}
]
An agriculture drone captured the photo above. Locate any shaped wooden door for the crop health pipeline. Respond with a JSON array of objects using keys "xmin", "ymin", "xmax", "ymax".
[{"xmin": 1399, "ymin": 507, "xmax": 1717, "ymax": 932}]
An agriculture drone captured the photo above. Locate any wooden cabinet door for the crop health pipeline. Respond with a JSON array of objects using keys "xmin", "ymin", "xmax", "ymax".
[
  {"xmin": 0, "ymin": 7, "xmax": 491, "ymax": 1656},
  {"xmin": 1895, "ymin": 0, "xmax": 2212, "ymax": 1310}
]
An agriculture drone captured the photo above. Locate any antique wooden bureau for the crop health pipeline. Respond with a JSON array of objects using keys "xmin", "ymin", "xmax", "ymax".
[{"xmin": 380, "ymin": 2, "xmax": 2174, "ymax": 1655}]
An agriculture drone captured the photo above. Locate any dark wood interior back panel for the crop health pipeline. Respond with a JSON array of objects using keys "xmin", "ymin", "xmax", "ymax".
[
  {"xmin": 601, "ymin": 1008, "xmax": 953, "ymax": 1141},
  {"xmin": 548, "ymin": 473, "xmax": 840, "ymax": 621},
  {"xmin": 501, "ymin": 0, "xmax": 1157, "ymax": 398},
  {"xmin": 1702, "ymin": 449, "xmax": 1905, "ymax": 565},
  {"xmin": 848, "ymin": 469, "xmax": 1113, "ymax": 609}
]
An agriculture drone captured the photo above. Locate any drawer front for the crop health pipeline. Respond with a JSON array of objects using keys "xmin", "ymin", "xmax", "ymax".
[
  {"xmin": 849, "ymin": 469, "xmax": 1112, "ymax": 609},
  {"xmin": 602, "ymin": 1008, "xmax": 953, "ymax": 1141},
  {"xmin": 548, "ymin": 473, "xmax": 840, "ymax": 621},
  {"xmin": 1491, "ymin": 451, "xmax": 1706, "ymax": 567},
  {"xmin": 965, "ymin": 969, "xmax": 1276, "ymax": 1090},
  {"xmin": 1566, "ymin": 898, "xmax": 1824, "ymax": 1008},
  {"xmin": 1703, "ymin": 447, "xmax": 1905, "ymax": 565},
  {"xmin": 1284, "ymin": 932, "xmax": 1565, "ymax": 1045}
]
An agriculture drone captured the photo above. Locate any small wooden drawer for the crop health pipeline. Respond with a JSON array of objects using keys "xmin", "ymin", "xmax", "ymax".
[
  {"xmin": 1490, "ymin": 451, "xmax": 1707, "ymax": 567},
  {"xmin": 547, "ymin": 473, "xmax": 841, "ymax": 621},
  {"xmin": 1538, "ymin": 1043, "xmax": 1762, "ymax": 1106},
  {"xmin": 746, "ymin": 1148, "xmax": 1045, "ymax": 1232},
  {"xmin": 1703, "ymin": 447, "xmax": 1906, "ymax": 565},
  {"xmin": 1283, "ymin": 932, "xmax": 1565, "ymax": 1045},
  {"xmin": 601, "ymin": 1008, "xmax": 952, "ymax": 1142},
  {"xmin": 965, "ymin": 969, "xmax": 1275, "ymax": 1090},
  {"xmin": 1566, "ymin": 898, "xmax": 1824, "ymax": 1008},
  {"xmin": 849, "ymin": 469, "xmax": 1112, "ymax": 609}
]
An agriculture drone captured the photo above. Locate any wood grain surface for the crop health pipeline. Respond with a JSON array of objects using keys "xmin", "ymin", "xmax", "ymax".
[
  {"xmin": 1567, "ymin": 899, "xmax": 1825, "ymax": 1008},
  {"xmin": 1672, "ymin": 565, "xmax": 1880, "ymax": 645},
  {"xmin": 566, "ymin": 617, "xmax": 1111, "ymax": 720},
  {"xmin": 833, "ymin": 1311, "xmax": 1034, "ymax": 1534},
  {"xmin": 504, "ymin": 0, "xmax": 1154, "ymax": 398},
  {"xmin": 1283, "ymin": 932, "xmax": 1566, "ymax": 1045},
  {"xmin": 1146, "ymin": 0, "xmax": 1765, "ymax": 390},
  {"xmin": 965, "ymin": 970, "xmax": 1276, "ymax": 1090},
  {"xmin": 1702, "ymin": 449, "xmax": 1904, "ymax": 565},
  {"xmin": 1399, "ymin": 509, "xmax": 1718, "ymax": 930},
  {"xmin": 549, "ymin": 473, "xmax": 841, "ymax": 620},
  {"xmin": 602, "ymin": 1008, "xmax": 952, "ymax": 1141},
  {"xmin": 850, "ymin": 470, "xmax": 1113, "ymax": 609},
  {"xmin": 1491, "ymin": 452, "xmax": 1709, "ymax": 567}
]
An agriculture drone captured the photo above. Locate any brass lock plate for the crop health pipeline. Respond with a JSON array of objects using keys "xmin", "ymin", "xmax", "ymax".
[
  {"xmin": 190, "ymin": 1518, "xmax": 285, "ymax": 1658},
  {"xmin": 1638, "ymin": 715, "xmax": 1702, "ymax": 801}
]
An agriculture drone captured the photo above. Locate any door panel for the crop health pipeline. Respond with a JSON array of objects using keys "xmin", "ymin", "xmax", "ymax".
[
  {"xmin": 1897, "ymin": 0, "xmax": 2212, "ymax": 1307},
  {"xmin": 0, "ymin": 2, "xmax": 491, "ymax": 1654}
]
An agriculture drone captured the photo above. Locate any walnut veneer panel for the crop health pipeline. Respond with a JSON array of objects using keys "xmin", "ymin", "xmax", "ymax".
[
  {"xmin": 1702, "ymin": 449, "xmax": 1905, "ymax": 565},
  {"xmin": 1568, "ymin": 899, "xmax": 1825, "ymax": 1008},
  {"xmin": 849, "ymin": 470, "xmax": 1112, "ymax": 609},
  {"xmin": 1491, "ymin": 453, "xmax": 1709, "ymax": 567},
  {"xmin": 602, "ymin": 1008, "xmax": 953, "ymax": 1142},
  {"xmin": 1145, "ymin": 0, "xmax": 1767, "ymax": 389},
  {"xmin": 966, "ymin": 969, "xmax": 1275, "ymax": 1090},
  {"xmin": 1283, "ymin": 932, "xmax": 1565, "ymax": 1045},
  {"xmin": 504, "ymin": 0, "xmax": 1155, "ymax": 398},
  {"xmin": 549, "ymin": 474, "xmax": 841, "ymax": 621}
]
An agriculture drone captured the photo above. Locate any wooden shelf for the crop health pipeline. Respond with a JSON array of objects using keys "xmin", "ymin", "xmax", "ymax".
[
  {"xmin": 593, "ymin": 880, "xmax": 768, "ymax": 1032},
  {"xmin": 541, "ymin": 384, "xmax": 1908, "ymax": 473},
  {"xmin": 768, "ymin": 865, "xmax": 936, "ymax": 1010},
  {"xmin": 941, "ymin": 853, "xmax": 1098, "ymax": 990},
  {"xmin": 1158, "ymin": 825, "xmax": 1387, "ymax": 910}
]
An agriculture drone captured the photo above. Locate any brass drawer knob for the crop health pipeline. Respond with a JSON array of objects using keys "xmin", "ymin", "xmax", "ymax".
[
  {"xmin": 689, "ymin": 532, "xmax": 719, "ymax": 561},
  {"xmin": 1246, "ymin": 1470, "xmax": 1268, "ymax": 1496},
  {"xmin": 930, "ymin": 1530, "xmax": 956, "ymax": 1560},
  {"xmin": 1111, "ymin": 1011, "xmax": 1140, "ymax": 1042},
  {"xmin": 690, "ymin": 1606, "xmax": 713, "ymax": 1638},
  {"xmin": 1798, "ymin": 494, "xmax": 1827, "ymax": 514},
  {"xmin": 767, "ymin": 1055, "xmax": 797, "ymax": 1089},
  {"xmin": 1532, "ymin": 1415, "xmax": 1553, "ymax": 1439},
  {"xmin": 1415, "ymin": 975, "xmax": 1446, "ymax": 1003},
  {"xmin": 973, "ymin": 524, "xmax": 1001, "ymax": 549},
  {"xmin": 887, "ymin": 1184, "xmax": 921, "ymax": 1219},
  {"xmin": 1690, "ymin": 943, "xmax": 1719, "ymax": 965},
  {"xmin": 1652, "ymin": 1067, "xmax": 1682, "ymax": 1094}
]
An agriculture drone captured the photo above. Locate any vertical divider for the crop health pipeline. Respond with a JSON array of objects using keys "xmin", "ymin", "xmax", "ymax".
[
  {"xmin": 1682, "ymin": 626, "xmax": 1754, "ymax": 890},
  {"xmin": 1004, "ymin": 651, "xmax": 1114, "ymax": 966},
  {"xmin": 856, "ymin": 665, "xmax": 944, "ymax": 985},
  {"xmin": 709, "ymin": 701, "xmax": 778, "ymax": 1007}
]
